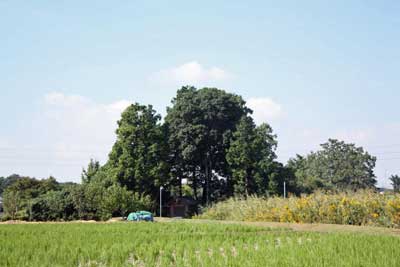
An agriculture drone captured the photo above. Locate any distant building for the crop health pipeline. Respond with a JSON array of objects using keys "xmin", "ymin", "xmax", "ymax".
[
  {"xmin": 166, "ymin": 197, "xmax": 197, "ymax": 218},
  {"xmin": 377, "ymin": 187, "xmax": 393, "ymax": 194}
]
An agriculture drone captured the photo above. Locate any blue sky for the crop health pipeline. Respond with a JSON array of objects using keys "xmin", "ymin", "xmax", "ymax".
[{"xmin": 1, "ymin": 1, "xmax": 399, "ymax": 186}]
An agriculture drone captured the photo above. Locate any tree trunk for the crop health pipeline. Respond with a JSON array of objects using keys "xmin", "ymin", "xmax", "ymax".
[
  {"xmin": 192, "ymin": 169, "xmax": 198, "ymax": 201},
  {"xmin": 245, "ymin": 168, "xmax": 251, "ymax": 197},
  {"xmin": 206, "ymin": 159, "xmax": 209, "ymax": 206},
  {"xmin": 201, "ymin": 157, "xmax": 211, "ymax": 206}
]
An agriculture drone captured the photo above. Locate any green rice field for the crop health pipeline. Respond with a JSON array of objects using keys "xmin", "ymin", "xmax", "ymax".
[{"xmin": 1, "ymin": 221, "xmax": 399, "ymax": 267}]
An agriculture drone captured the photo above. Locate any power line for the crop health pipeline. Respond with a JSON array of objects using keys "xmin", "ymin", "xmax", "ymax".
[
  {"xmin": 0, "ymin": 161, "xmax": 86, "ymax": 166},
  {"xmin": 0, "ymin": 147, "xmax": 109, "ymax": 152},
  {"xmin": 279, "ymin": 152, "xmax": 400, "ymax": 158},
  {"xmin": 364, "ymin": 143, "xmax": 400, "ymax": 149},
  {"xmin": 379, "ymin": 157, "xmax": 400, "ymax": 161},
  {"xmin": 0, "ymin": 155, "xmax": 109, "ymax": 159},
  {"xmin": 372, "ymin": 151, "xmax": 400, "ymax": 155},
  {"xmin": 278, "ymin": 148, "xmax": 400, "ymax": 157}
]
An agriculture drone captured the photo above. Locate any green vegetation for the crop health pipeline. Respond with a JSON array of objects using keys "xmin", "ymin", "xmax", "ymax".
[
  {"xmin": 1, "ymin": 87, "xmax": 396, "ymax": 222},
  {"xmin": 198, "ymin": 191, "xmax": 400, "ymax": 228},
  {"xmin": 1, "ymin": 222, "xmax": 400, "ymax": 267}
]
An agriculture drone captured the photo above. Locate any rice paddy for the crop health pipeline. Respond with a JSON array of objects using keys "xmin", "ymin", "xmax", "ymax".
[{"xmin": 1, "ymin": 221, "xmax": 399, "ymax": 266}]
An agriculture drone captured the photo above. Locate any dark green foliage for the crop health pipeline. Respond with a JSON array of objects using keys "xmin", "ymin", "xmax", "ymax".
[{"xmin": 30, "ymin": 190, "xmax": 74, "ymax": 221}]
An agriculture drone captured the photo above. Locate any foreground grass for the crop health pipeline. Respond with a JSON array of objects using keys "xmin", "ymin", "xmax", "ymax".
[{"xmin": 1, "ymin": 222, "xmax": 400, "ymax": 267}]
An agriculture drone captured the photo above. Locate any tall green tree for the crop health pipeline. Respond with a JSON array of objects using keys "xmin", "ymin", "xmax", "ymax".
[
  {"xmin": 226, "ymin": 116, "xmax": 256, "ymax": 196},
  {"xmin": 390, "ymin": 175, "xmax": 400, "ymax": 193},
  {"xmin": 165, "ymin": 86, "xmax": 250, "ymax": 204},
  {"xmin": 253, "ymin": 123, "xmax": 279, "ymax": 195},
  {"xmin": 226, "ymin": 116, "xmax": 278, "ymax": 196},
  {"xmin": 105, "ymin": 103, "xmax": 169, "ymax": 200}
]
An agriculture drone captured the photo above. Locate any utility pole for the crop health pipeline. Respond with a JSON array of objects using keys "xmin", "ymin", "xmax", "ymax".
[
  {"xmin": 159, "ymin": 186, "xmax": 164, "ymax": 218},
  {"xmin": 283, "ymin": 181, "xmax": 286, "ymax": 199},
  {"xmin": 205, "ymin": 152, "xmax": 210, "ymax": 206}
]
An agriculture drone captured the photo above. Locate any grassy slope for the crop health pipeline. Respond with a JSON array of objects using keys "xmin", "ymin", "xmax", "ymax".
[{"xmin": 1, "ymin": 221, "xmax": 399, "ymax": 267}]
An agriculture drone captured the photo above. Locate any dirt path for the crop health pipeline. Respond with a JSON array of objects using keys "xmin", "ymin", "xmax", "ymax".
[{"xmin": 156, "ymin": 218, "xmax": 400, "ymax": 236}]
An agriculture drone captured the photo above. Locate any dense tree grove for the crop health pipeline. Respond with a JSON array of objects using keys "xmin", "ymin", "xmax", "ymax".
[
  {"xmin": 165, "ymin": 87, "xmax": 251, "ymax": 204},
  {"xmin": 0, "ymin": 87, "xmax": 381, "ymax": 221}
]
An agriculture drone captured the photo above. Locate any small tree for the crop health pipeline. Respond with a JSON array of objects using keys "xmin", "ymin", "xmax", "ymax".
[
  {"xmin": 3, "ymin": 190, "xmax": 21, "ymax": 220},
  {"xmin": 81, "ymin": 159, "xmax": 100, "ymax": 184},
  {"xmin": 390, "ymin": 175, "xmax": 400, "ymax": 193}
]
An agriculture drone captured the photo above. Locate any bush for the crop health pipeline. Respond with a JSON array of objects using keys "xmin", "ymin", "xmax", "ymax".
[
  {"xmin": 197, "ymin": 191, "xmax": 400, "ymax": 228},
  {"xmin": 2, "ymin": 181, "xmax": 153, "ymax": 222},
  {"xmin": 30, "ymin": 190, "xmax": 76, "ymax": 221}
]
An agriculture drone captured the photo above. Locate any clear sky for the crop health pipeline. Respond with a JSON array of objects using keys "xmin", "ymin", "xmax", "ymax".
[{"xmin": 1, "ymin": 1, "xmax": 399, "ymax": 187}]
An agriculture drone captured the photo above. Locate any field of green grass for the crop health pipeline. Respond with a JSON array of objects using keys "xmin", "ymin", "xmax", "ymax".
[{"xmin": 1, "ymin": 221, "xmax": 400, "ymax": 267}]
